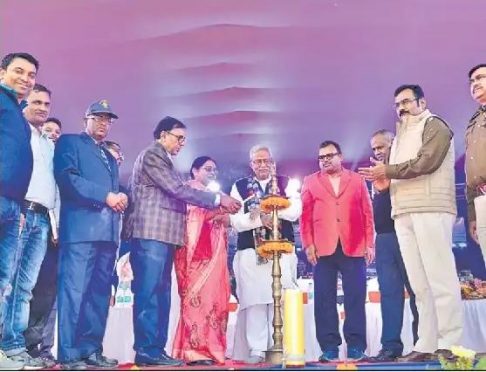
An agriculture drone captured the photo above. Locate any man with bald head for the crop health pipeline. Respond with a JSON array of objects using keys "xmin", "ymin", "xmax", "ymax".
[{"xmin": 367, "ymin": 130, "xmax": 418, "ymax": 363}]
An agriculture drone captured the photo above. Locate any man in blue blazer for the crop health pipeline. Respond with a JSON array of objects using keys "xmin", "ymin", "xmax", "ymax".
[{"xmin": 54, "ymin": 100, "xmax": 127, "ymax": 370}]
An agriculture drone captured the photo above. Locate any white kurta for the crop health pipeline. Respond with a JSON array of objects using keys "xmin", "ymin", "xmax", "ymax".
[
  {"xmin": 229, "ymin": 177, "xmax": 302, "ymax": 359},
  {"xmin": 229, "ymin": 177, "xmax": 302, "ymax": 310}
]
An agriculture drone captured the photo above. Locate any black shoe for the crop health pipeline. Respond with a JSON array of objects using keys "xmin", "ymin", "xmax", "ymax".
[
  {"xmin": 40, "ymin": 356, "xmax": 57, "ymax": 368},
  {"xmin": 433, "ymin": 349, "xmax": 457, "ymax": 362},
  {"xmin": 397, "ymin": 351, "xmax": 434, "ymax": 363},
  {"xmin": 135, "ymin": 352, "xmax": 184, "ymax": 367},
  {"xmin": 84, "ymin": 352, "xmax": 118, "ymax": 368},
  {"xmin": 61, "ymin": 360, "xmax": 88, "ymax": 370},
  {"xmin": 188, "ymin": 359, "xmax": 215, "ymax": 366},
  {"xmin": 368, "ymin": 349, "xmax": 401, "ymax": 363}
]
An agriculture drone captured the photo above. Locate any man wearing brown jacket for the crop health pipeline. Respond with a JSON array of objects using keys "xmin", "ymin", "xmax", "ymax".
[
  {"xmin": 465, "ymin": 64, "xmax": 486, "ymax": 266},
  {"xmin": 360, "ymin": 84, "xmax": 462, "ymax": 363},
  {"xmin": 123, "ymin": 116, "xmax": 240, "ymax": 367}
]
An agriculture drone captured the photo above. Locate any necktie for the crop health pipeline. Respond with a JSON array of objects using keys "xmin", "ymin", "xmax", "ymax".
[{"xmin": 99, "ymin": 143, "xmax": 111, "ymax": 171}]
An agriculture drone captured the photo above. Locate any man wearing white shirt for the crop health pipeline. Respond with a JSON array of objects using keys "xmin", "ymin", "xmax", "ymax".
[
  {"xmin": 0, "ymin": 84, "xmax": 58, "ymax": 369},
  {"xmin": 230, "ymin": 145, "xmax": 302, "ymax": 364},
  {"xmin": 25, "ymin": 117, "xmax": 63, "ymax": 368}
]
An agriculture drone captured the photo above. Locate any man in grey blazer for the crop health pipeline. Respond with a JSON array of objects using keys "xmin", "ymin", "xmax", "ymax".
[{"xmin": 123, "ymin": 116, "xmax": 240, "ymax": 367}]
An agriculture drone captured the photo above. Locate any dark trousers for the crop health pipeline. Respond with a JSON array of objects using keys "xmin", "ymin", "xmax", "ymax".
[
  {"xmin": 314, "ymin": 244, "xmax": 367, "ymax": 352},
  {"xmin": 25, "ymin": 240, "xmax": 58, "ymax": 358},
  {"xmin": 130, "ymin": 238, "xmax": 173, "ymax": 358},
  {"xmin": 375, "ymin": 232, "xmax": 419, "ymax": 354},
  {"xmin": 57, "ymin": 241, "xmax": 117, "ymax": 363}
]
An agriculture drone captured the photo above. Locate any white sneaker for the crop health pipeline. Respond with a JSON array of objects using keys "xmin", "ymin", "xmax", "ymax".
[
  {"xmin": 8, "ymin": 351, "xmax": 44, "ymax": 370},
  {"xmin": 0, "ymin": 350, "xmax": 23, "ymax": 371}
]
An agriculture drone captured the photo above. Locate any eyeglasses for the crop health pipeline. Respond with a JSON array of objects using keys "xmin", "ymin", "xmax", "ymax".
[
  {"xmin": 470, "ymin": 74, "xmax": 486, "ymax": 85},
  {"xmin": 251, "ymin": 158, "xmax": 273, "ymax": 166},
  {"xmin": 88, "ymin": 115, "xmax": 115, "ymax": 124},
  {"xmin": 166, "ymin": 131, "xmax": 186, "ymax": 144},
  {"xmin": 393, "ymin": 98, "xmax": 418, "ymax": 109},
  {"xmin": 318, "ymin": 153, "xmax": 339, "ymax": 161},
  {"xmin": 202, "ymin": 166, "xmax": 218, "ymax": 173}
]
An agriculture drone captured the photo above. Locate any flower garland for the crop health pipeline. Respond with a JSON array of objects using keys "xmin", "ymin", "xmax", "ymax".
[
  {"xmin": 439, "ymin": 346, "xmax": 486, "ymax": 370},
  {"xmin": 246, "ymin": 177, "xmax": 269, "ymax": 264}
]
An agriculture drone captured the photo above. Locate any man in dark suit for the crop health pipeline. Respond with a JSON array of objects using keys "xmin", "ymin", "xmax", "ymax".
[
  {"xmin": 54, "ymin": 100, "xmax": 128, "ymax": 370},
  {"xmin": 123, "ymin": 116, "xmax": 240, "ymax": 367}
]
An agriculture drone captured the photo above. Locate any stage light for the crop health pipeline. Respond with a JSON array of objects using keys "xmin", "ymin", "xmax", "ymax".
[{"xmin": 207, "ymin": 180, "xmax": 221, "ymax": 192}]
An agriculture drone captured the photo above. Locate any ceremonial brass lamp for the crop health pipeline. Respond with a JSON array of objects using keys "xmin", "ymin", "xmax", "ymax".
[{"xmin": 256, "ymin": 164, "xmax": 293, "ymax": 365}]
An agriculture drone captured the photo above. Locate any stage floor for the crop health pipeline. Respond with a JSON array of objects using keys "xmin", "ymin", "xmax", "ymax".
[{"xmin": 115, "ymin": 360, "xmax": 443, "ymax": 370}]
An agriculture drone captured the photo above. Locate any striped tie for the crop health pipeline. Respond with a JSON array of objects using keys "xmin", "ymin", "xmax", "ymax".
[{"xmin": 99, "ymin": 143, "xmax": 111, "ymax": 171}]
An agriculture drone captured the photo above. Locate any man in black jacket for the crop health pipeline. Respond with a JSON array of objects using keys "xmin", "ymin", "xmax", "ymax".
[
  {"xmin": 0, "ymin": 52, "xmax": 38, "ymax": 371},
  {"xmin": 367, "ymin": 130, "xmax": 418, "ymax": 362}
]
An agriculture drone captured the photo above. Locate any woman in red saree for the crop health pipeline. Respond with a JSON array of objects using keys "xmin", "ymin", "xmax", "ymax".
[{"xmin": 172, "ymin": 156, "xmax": 230, "ymax": 366}]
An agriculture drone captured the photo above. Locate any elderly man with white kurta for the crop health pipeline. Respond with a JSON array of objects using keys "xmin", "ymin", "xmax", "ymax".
[
  {"xmin": 360, "ymin": 84, "xmax": 462, "ymax": 363},
  {"xmin": 230, "ymin": 145, "xmax": 301, "ymax": 365}
]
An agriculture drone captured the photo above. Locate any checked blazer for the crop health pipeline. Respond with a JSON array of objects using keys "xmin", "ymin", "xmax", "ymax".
[{"xmin": 123, "ymin": 141, "xmax": 217, "ymax": 246}]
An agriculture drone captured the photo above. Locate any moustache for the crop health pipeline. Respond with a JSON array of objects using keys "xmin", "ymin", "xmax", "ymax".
[{"xmin": 399, "ymin": 109, "xmax": 408, "ymax": 117}]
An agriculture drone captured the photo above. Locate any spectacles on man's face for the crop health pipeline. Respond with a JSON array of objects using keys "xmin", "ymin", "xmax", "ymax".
[
  {"xmin": 166, "ymin": 131, "xmax": 186, "ymax": 144},
  {"xmin": 393, "ymin": 98, "xmax": 418, "ymax": 109},
  {"xmin": 318, "ymin": 153, "xmax": 340, "ymax": 161},
  {"xmin": 470, "ymin": 74, "xmax": 486, "ymax": 85},
  {"xmin": 251, "ymin": 158, "xmax": 273, "ymax": 166},
  {"xmin": 88, "ymin": 115, "xmax": 115, "ymax": 124}
]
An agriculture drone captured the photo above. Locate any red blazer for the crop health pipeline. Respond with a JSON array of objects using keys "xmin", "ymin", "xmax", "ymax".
[{"xmin": 300, "ymin": 169, "xmax": 374, "ymax": 257}]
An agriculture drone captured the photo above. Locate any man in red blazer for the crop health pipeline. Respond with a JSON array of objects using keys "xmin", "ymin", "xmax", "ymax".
[{"xmin": 301, "ymin": 140, "xmax": 374, "ymax": 362}]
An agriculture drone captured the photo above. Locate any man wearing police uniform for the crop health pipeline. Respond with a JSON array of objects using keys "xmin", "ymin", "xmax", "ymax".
[{"xmin": 466, "ymin": 64, "xmax": 486, "ymax": 266}]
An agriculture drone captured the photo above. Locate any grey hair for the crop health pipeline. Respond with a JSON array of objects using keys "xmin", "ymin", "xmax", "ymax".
[
  {"xmin": 249, "ymin": 144, "xmax": 273, "ymax": 160},
  {"xmin": 371, "ymin": 129, "xmax": 394, "ymax": 143}
]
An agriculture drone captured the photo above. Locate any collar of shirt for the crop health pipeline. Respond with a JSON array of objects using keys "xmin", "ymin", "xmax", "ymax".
[
  {"xmin": 163, "ymin": 147, "xmax": 173, "ymax": 161},
  {"xmin": 29, "ymin": 122, "xmax": 53, "ymax": 146},
  {"xmin": 85, "ymin": 132, "xmax": 101, "ymax": 145},
  {"xmin": 256, "ymin": 177, "xmax": 271, "ymax": 189},
  {"xmin": 0, "ymin": 83, "xmax": 27, "ymax": 108},
  {"xmin": 0, "ymin": 82, "xmax": 17, "ymax": 98},
  {"xmin": 29, "ymin": 122, "xmax": 42, "ymax": 137}
]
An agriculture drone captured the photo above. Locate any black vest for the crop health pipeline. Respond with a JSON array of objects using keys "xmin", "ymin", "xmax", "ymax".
[
  {"xmin": 234, "ymin": 175, "xmax": 295, "ymax": 250},
  {"xmin": 372, "ymin": 189, "xmax": 395, "ymax": 234}
]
